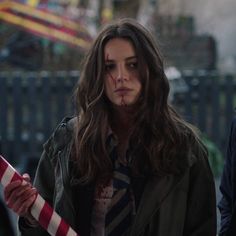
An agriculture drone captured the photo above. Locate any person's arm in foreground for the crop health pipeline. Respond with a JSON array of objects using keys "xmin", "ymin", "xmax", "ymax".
[{"xmin": 218, "ymin": 119, "xmax": 236, "ymax": 235}]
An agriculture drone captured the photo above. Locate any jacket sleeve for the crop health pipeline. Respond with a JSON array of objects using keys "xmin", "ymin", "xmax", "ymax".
[
  {"xmin": 18, "ymin": 117, "xmax": 75, "ymax": 236},
  {"xmin": 183, "ymin": 144, "xmax": 217, "ymax": 236},
  {"xmin": 18, "ymin": 138, "xmax": 55, "ymax": 236},
  {"xmin": 218, "ymin": 119, "xmax": 236, "ymax": 235}
]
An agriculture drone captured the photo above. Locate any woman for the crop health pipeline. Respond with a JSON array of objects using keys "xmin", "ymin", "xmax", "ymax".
[{"xmin": 4, "ymin": 18, "xmax": 216, "ymax": 236}]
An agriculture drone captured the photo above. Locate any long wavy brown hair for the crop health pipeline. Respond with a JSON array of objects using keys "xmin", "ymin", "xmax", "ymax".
[{"xmin": 73, "ymin": 18, "xmax": 205, "ymax": 184}]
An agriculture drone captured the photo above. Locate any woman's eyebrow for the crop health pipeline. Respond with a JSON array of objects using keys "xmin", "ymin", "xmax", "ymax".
[
  {"xmin": 126, "ymin": 56, "xmax": 137, "ymax": 61},
  {"xmin": 105, "ymin": 56, "xmax": 137, "ymax": 62}
]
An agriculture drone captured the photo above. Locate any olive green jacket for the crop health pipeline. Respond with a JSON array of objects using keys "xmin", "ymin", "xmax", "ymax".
[{"xmin": 19, "ymin": 117, "xmax": 216, "ymax": 236}]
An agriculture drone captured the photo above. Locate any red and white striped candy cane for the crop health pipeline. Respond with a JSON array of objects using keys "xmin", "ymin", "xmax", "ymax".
[{"xmin": 0, "ymin": 155, "xmax": 79, "ymax": 236}]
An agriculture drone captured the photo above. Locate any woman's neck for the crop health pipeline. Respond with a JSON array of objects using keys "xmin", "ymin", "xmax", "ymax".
[{"xmin": 110, "ymin": 105, "xmax": 135, "ymax": 140}]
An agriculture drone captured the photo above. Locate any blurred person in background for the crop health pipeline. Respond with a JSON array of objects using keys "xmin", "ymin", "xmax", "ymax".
[
  {"xmin": 3, "ymin": 18, "xmax": 216, "ymax": 236},
  {"xmin": 219, "ymin": 117, "xmax": 236, "ymax": 236}
]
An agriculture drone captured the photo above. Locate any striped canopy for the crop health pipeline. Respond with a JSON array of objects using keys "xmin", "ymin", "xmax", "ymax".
[{"xmin": 0, "ymin": 0, "xmax": 93, "ymax": 50}]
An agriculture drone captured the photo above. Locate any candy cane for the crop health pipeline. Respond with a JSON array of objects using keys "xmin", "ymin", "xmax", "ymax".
[{"xmin": 0, "ymin": 155, "xmax": 79, "ymax": 236}]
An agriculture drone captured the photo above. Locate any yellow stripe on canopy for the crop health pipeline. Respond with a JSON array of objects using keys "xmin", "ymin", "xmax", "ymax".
[
  {"xmin": 0, "ymin": 1, "xmax": 89, "ymax": 34},
  {"xmin": 0, "ymin": 11, "xmax": 91, "ymax": 49}
]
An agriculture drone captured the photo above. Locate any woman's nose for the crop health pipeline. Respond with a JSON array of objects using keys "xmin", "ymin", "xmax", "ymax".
[{"xmin": 116, "ymin": 65, "xmax": 128, "ymax": 82}]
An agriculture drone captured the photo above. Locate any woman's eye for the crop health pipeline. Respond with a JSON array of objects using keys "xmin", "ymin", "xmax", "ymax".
[
  {"xmin": 105, "ymin": 64, "xmax": 115, "ymax": 71},
  {"xmin": 128, "ymin": 62, "xmax": 138, "ymax": 68}
]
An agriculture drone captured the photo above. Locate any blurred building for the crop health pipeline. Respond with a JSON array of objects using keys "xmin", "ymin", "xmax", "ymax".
[
  {"xmin": 157, "ymin": 0, "xmax": 236, "ymax": 74},
  {"xmin": 151, "ymin": 14, "xmax": 217, "ymax": 71}
]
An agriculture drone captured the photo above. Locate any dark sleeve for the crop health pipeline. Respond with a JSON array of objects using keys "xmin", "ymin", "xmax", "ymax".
[
  {"xmin": 184, "ymin": 145, "xmax": 217, "ymax": 236},
  {"xmin": 0, "ymin": 198, "xmax": 15, "ymax": 236},
  {"xmin": 218, "ymin": 119, "xmax": 236, "ymax": 235},
  {"xmin": 18, "ymin": 139, "xmax": 55, "ymax": 236}
]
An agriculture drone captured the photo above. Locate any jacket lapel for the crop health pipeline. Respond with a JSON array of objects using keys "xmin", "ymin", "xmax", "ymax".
[{"xmin": 130, "ymin": 173, "xmax": 186, "ymax": 235}]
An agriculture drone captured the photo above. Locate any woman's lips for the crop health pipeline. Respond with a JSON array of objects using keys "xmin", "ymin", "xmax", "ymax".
[
  {"xmin": 115, "ymin": 87, "xmax": 132, "ymax": 93},
  {"xmin": 115, "ymin": 87, "xmax": 132, "ymax": 96}
]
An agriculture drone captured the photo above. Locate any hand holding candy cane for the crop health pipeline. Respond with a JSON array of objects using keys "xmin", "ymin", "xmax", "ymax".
[
  {"xmin": 4, "ymin": 172, "xmax": 37, "ymax": 219},
  {"xmin": 0, "ymin": 155, "xmax": 79, "ymax": 236}
]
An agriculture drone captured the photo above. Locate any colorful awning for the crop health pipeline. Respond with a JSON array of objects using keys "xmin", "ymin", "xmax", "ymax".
[{"xmin": 0, "ymin": 0, "xmax": 93, "ymax": 50}]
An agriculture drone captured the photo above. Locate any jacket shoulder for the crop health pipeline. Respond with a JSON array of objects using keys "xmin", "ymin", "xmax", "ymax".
[
  {"xmin": 185, "ymin": 128, "xmax": 208, "ymax": 167},
  {"xmin": 43, "ymin": 116, "xmax": 77, "ymax": 155}
]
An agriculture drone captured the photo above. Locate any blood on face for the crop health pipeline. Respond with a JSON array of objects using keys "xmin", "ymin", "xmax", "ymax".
[{"xmin": 105, "ymin": 53, "xmax": 127, "ymax": 106}]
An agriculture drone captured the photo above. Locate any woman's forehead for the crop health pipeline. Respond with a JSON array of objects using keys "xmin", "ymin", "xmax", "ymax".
[{"xmin": 104, "ymin": 38, "xmax": 136, "ymax": 60}]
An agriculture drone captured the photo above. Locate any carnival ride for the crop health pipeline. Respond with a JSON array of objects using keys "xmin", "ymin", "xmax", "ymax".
[{"xmin": 0, "ymin": 0, "xmax": 93, "ymax": 69}]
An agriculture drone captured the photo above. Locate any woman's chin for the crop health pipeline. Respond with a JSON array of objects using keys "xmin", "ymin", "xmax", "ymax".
[{"xmin": 112, "ymin": 101, "xmax": 138, "ymax": 110}]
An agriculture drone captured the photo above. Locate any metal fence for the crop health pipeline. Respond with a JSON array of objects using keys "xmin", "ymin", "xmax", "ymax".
[
  {"xmin": 0, "ymin": 70, "xmax": 235, "ymax": 168},
  {"xmin": 0, "ymin": 71, "xmax": 78, "ymax": 168},
  {"xmin": 179, "ymin": 70, "xmax": 235, "ymax": 154}
]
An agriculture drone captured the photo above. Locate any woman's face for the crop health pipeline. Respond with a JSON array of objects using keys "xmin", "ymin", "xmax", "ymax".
[{"xmin": 104, "ymin": 38, "xmax": 142, "ymax": 106}]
